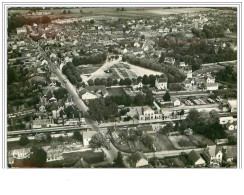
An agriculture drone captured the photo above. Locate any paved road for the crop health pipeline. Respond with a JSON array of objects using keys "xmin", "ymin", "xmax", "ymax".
[
  {"xmin": 144, "ymin": 148, "xmax": 205, "ymax": 158},
  {"xmin": 36, "ymin": 42, "xmax": 89, "ymax": 114}
]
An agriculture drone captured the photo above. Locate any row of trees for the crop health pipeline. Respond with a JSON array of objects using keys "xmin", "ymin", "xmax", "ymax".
[
  {"xmin": 8, "ymin": 13, "xmax": 51, "ymax": 34},
  {"xmin": 72, "ymin": 52, "xmax": 107, "ymax": 66},
  {"xmin": 215, "ymin": 65, "xmax": 237, "ymax": 84},
  {"xmin": 191, "ymin": 24, "xmax": 226, "ymax": 39},
  {"xmin": 122, "ymin": 54, "xmax": 185, "ymax": 83},
  {"xmin": 62, "ymin": 62, "xmax": 82, "ymax": 86},
  {"xmin": 87, "ymin": 74, "xmax": 161, "ymax": 87}
]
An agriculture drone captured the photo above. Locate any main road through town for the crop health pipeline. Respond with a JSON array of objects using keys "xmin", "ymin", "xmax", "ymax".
[
  {"xmin": 36, "ymin": 44, "xmax": 89, "ymax": 114},
  {"xmin": 34, "ymin": 40, "xmax": 118, "ymax": 161}
]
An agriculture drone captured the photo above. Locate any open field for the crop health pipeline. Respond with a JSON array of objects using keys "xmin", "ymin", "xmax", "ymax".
[
  {"xmin": 106, "ymin": 87, "xmax": 127, "ymax": 96},
  {"xmin": 9, "ymin": 7, "xmax": 216, "ymax": 20},
  {"xmin": 155, "ymin": 133, "xmax": 176, "ymax": 151},
  {"xmin": 77, "ymin": 64, "xmax": 102, "ymax": 75},
  {"xmin": 89, "ymin": 62, "xmax": 162, "ymax": 80},
  {"xmin": 188, "ymin": 134, "xmax": 215, "ymax": 146},
  {"xmin": 168, "ymin": 135, "xmax": 196, "ymax": 149},
  {"xmin": 145, "ymin": 7, "xmax": 214, "ymax": 15}
]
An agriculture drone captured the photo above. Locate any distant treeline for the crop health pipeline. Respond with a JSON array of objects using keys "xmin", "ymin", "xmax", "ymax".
[{"xmin": 8, "ymin": 13, "xmax": 51, "ymax": 34}]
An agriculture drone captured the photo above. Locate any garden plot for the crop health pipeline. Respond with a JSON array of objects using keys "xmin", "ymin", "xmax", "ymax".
[
  {"xmin": 188, "ymin": 134, "xmax": 215, "ymax": 147},
  {"xmin": 88, "ymin": 62, "xmax": 163, "ymax": 81},
  {"xmin": 168, "ymin": 135, "xmax": 196, "ymax": 149}
]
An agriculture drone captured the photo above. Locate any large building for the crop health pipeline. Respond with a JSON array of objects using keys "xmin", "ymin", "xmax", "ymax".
[
  {"xmin": 155, "ymin": 78, "xmax": 167, "ymax": 90},
  {"xmin": 137, "ymin": 106, "xmax": 163, "ymax": 121}
]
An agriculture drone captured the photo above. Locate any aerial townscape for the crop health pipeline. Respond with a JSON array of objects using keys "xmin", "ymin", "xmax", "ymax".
[{"xmin": 7, "ymin": 7, "xmax": 237, "ymax": 168}]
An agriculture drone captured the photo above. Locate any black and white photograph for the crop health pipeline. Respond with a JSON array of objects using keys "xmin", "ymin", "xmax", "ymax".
[
  {"xmin": 1, "ymin": 0, "xmax": 244, "ymax": 194},
  {"xmin": 3, "ymin": 3, "xmax": 240, "ymax": 169}
]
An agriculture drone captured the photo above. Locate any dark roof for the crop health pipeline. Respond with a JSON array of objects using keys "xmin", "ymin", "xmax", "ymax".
[
  {"xmin": 129, "ymin": 152, "xmax": 147, "ymax": 166},
  {"xmin": 188, "ymin": 150, "xmax": 202, "ymax": 163},
  {"xmin": 73, "ymin": 158, "xmax": 91, "ymax": 168}
]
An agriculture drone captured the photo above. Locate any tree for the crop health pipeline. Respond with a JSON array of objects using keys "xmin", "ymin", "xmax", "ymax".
[
  {"xmin": 134, "ymin": 94, "xmax": 145, "ymax": 106},
  {"xmin": 209, "ymin": 110, "xmax": 220, "ymax": 124},
  {"xmin": 58, "ymin": 135, "xmax": 64, "ymax": 142},
  {"xmin": 179, "ymin": 109, "xmax": 185, "ymax": 120},
  {"xmin": 142, "ymin": 75, "xmax": 150, "ymax": 85},
  {"xmin": 73, "ymin": 130, "xmax": 83, "ymax": 141},
  {"xmin": 94, "ymin": 78, "xmax": 101, "ymax": 86},
  {"xmin": 161, "ymin": 122, "xmax": 173, "ymax": 134},
  {"xmin": 141, "ymin": 134, "xmax": 155, "ymax": 151},
  {"xmin": 46, "ymin": 133, "xmax": 52, "ymax": 143},
  {"xmin": 113, "ymin": 79, "xmax": 118, "ymax": 85},
  {"xmin": 88, "ymin": 79, "xmax": 94, "ymax": 86},
  {"xmin": 19, "ymin": 135, "xmax": 30, "ymax": 146},
  {"xmin": 30, "ymin": 147, "xmax": 47, "ymax": 167},
  {"xmin": 185, "ymin": 109, "xmax": 201, "ymax": 130},
  {"xmin": 89, "ymin": 133, "xmax": 107, "ymax": 149},
  {"xmin": 159, "ymin": 52, "xmax": 165, "ymax": 63},
  {"xmin": 113, "ymin": 152, "xmax": 125, "ymax": 167},
  {"xmin": 40, "ymin": 15, "xmax": 51, "ymax": 24},
  {"xmin": 163, "ymin": 91, "xmax": 171, "ymax": 101}
]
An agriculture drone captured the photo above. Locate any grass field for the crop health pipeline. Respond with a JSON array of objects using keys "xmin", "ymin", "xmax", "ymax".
[
  {"xmin": 9, "ymin": 7, "xmax": 215, "ymax": 20},
  {"xmin": 106, "ymin": 87, "xmax": 127, "ymax": 96},
  {"xmin": 188, "ymin": 134, "xmax": 215, "ymax": 147},
  {"xmin": 89, "ymin": 62, "xmax": 162, "ymax": 80},
  {"xmin": 168, "ymin": 135, "xmax": 196, "ymax": 149}
]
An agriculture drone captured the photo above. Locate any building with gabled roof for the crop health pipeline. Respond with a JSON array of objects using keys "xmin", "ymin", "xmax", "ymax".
[
  {"xmin": 128, "ymin": 152, "xmax": 149, "ymax": 168},
  {"xmin": 188, "ymin": 150, "xmax": 206, "ymax": 166}
]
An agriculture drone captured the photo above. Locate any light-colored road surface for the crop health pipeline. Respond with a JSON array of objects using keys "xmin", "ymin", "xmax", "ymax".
[
  {"xmin": 85, "ymin": 56, "xmax": 122, "ymax": 81},
  {"xmin": 101, "ymin": 142, "xmax": 118, "ymax": 163},
  {"xmin": 144, "ymin": 148, "xmax": 205, "ymax": 158}
]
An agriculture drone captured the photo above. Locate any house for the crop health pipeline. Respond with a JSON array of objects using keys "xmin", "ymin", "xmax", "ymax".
[
  {"xmin": 187, "ymin": 69, "xmax": 192, "ymax": 79},
  {"xmin": 16, "ymin": 27, "xmax": 27, "ymax": 34},
  {"xmin": 39, "ymin": 105, "xmax": 46, "ymax": 112},
  {"xmin": 155, "ymin": 78, "xmax": 167, "ymax": 90},
  {"xmin": 206, "ymin": 76, "xmax": 215, "ymax": 83},
  {"xmin": 223, "ymin": 146, "xmax": 237, "ymax": 163},
  {"xmin": 219, "ymin": 116, "xmax": 234, "ymax": 125},
  {"xmin": 32, "ymin": 118, "xmax": 55, "ymax": 129},
  {"xmin": 83, "ymin": 131, "xmax": 97, "ymax": 146},
  {"xmin": 132, "ymin": 80, "xmax": 143, "ymax": 90},
  {"xmin": 206, "ymin": 83, "xmax": 218, "ymax": 91},
  {"xmin": 227, "ymin": 123, "xmax": 235, "ymax": 131},
  {"xmin": 179, "ymin": 61, "xmax": 188, "ymax": 68},
  {"xmin": 65, "ymin": 96, "xmax": 74, "ymax": 107},
  {"xmin": 195, "ymin": 78, "xmax": 205, "ymax": 87},
  {"xmin": 129, "ymin": 152, "xmax": 149, "ymax": 168},
  {"xmin": 171, "ymin": 97, "xmax": 181, "ymax": 107},
  {"xmin": 81, "ymin": 91, "xmax": 98, "ymax": 101},
  {"xmin": 137, "ymin": 106, "xmax": 163, "ymax": 121},
  {"xmin": 228, "ymin": 100, "xmax": 237, "ymax": 113},
  {"xmin": 85, "ymin": 85, "xmax": 108, "ymax": 98},
  {"xmin": 183, "ymin": 79, "xmax": 192, "ymax": 89},
  {"xmin": 202, "ymin": 145, "xmax": 223, "ymax": 165},
  {"xmin": 188, "ymin": 150, "xmax": 206, "ymax": 166}
]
